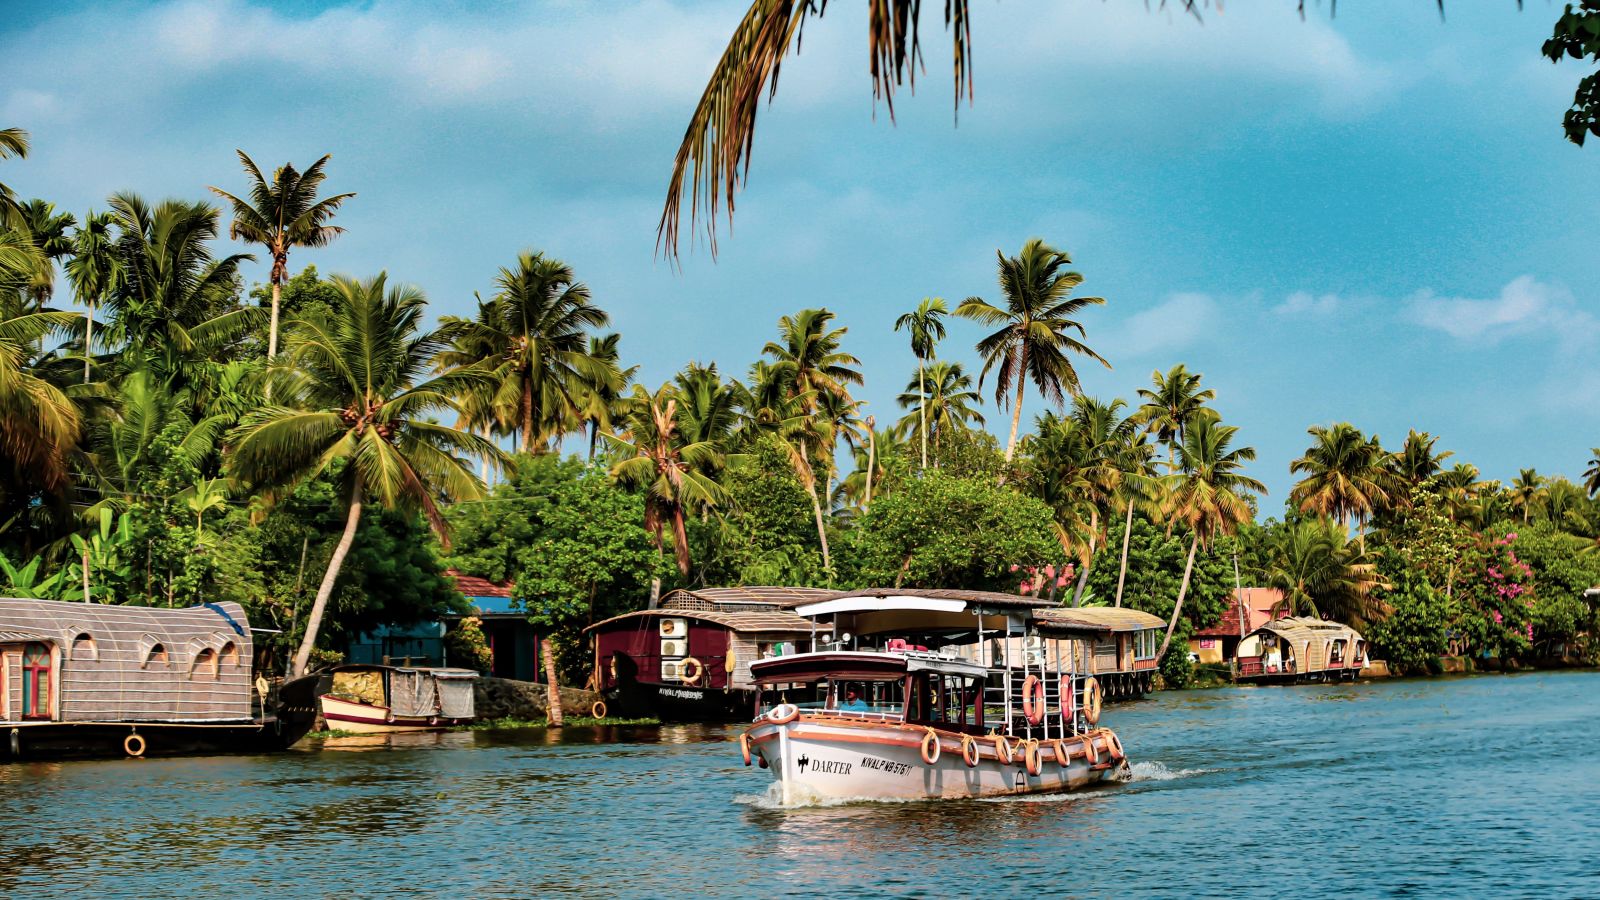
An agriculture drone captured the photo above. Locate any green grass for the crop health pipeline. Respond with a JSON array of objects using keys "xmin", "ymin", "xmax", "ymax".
[
  {"xmin": 456, "ymin": 715, "xmax": 659, "ymax": 731},
  {"xmin": 305, "ymin": 728, "xmax": 361, "ymax": 739}
]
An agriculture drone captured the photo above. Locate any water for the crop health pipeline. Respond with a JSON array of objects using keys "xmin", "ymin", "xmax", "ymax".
[{"xmin": 4, "ymin": 671, "xmax": 1597, "ymax": 898}]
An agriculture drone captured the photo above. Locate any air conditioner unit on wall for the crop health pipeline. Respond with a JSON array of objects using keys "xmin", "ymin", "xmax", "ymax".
[
  {"xmin": 660, "ymin": 639, "xmax": 689, "ymax": 658},
  {"xmin": 660, "ymin": 659, "xmax": 685, "ymax": 681},
  {"xmin": 659, "ymin": 617, "xmax": 688, "ymax": 638}
]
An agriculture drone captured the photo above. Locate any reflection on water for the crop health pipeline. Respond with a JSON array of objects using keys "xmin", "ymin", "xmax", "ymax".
[{"xmin": 0, "ymin": 671, "xmax": 1596, "ymax": 897}]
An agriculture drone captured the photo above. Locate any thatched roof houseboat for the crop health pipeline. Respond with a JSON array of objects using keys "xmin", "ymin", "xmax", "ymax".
[
  {"xmin": 0, "ymin": 597, "xmax": 320, "ymax": 759},
  {"xmin": 1236, "ymin": 617, "xmax": 1368, "ymax": 683},
  {"xmin": 1033, "ymin": 607, "xmax": 1167, "ymax": 700},
  {"xmin": 586, "ymin": 587, "xmax": 836, "ymax": 721}
]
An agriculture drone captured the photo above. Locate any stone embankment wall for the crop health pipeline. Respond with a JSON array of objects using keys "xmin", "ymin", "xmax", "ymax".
[{"xmin": 474, "ymin": 676, "xmax": 600, "ymax": 720}]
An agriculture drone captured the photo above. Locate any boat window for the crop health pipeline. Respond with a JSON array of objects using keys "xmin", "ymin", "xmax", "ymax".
[
  {"xmin": 142, "ymin": 642, "xmax": 169, "ymax": 669},
  {"xmin": 1330, "ymin": 640, "xmax": 1345, "ymax": 664},
  {"xmin": 22, "ymin": 642, "xmax": 51, "ymax": 719},
  {"xmin": 828, "ymin": 678, "xmax": 904, "ymax": 716},
  {"xmin": 1134, "ymin": 629, "xmax": 1159, "ymax": 661},
  {"xmin": 71, "ymin": 632, "xmax": 97, "ymax": 661},
  {"xmin": 190, "ymin": 648, "xmax": 219, "ymax": 680},
  {"xmin": 219, "ymin": 641, "xmax": 240, "ymax": 668}
]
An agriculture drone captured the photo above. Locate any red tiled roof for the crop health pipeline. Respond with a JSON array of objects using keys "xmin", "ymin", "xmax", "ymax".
[
  {"xmin": 445, "ymin": 568, "xmax": 513, "ymax": 599},
  {"xmin": 1194, "ymin": 588, "xmax": 1285, "ymax": 637}
]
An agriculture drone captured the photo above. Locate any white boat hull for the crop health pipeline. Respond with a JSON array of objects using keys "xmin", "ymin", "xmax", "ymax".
[
  {"xmin": 318, "ymin": 694, "xmax": 468, "ymax": 734},
  {"xmin": 744, "ymin": 716, "xmax": 1130, "ymax": 803}
]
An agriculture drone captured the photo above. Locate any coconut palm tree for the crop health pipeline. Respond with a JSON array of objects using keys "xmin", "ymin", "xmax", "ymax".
[
  {"xmin": 1585, "ymin": 449, "xmax": 1600, "ymax": 498},
  {"xmin": 14, "ymin": 200, "xmax": 75, "ymax": 307},
  {"xmin": 896, "ymin": 359, "xmax": 983, "ymax": 461},
  {"xmin": 1288, "ymin": 423, "xmax": 1395, "ymax": 536},
  {"xmin": 0, "ymin": 127, "xmax": 28, "ymax": 224},
  {"xmin": 836, "ymin": 422, "xmax": 905, "ymax": 511},
  {"xmin": 608, "ymin": 382, "xmax": 730, "ymax": 576},
  {"xmin": 894, "ymin": 297, "xmax": 947, "ymax": 469},
  {"xmin": 104, "ymin": 193, "xmax": 261, "ymax": 389},
  {"xmin": 577, "ymin": 333, "xmax": 637, "ymax": 460},
  {"xmin": 761, "ymin": 308, "xmax": 862, "ymax": 570},
  {"xmin": 437, "ymin": 252, "xmax": 613, "ymax": 454},
  {"xmin": 65, "ymin": 210, "xmax": 121, "ymax": 382},
  {"xmin": 1027, "ymin": 405, "xmax": 1119, "ymax": 604},
  {"xmin": 1134, "ymin": 364, "xmax": 1216, "ymax": 470},
  {"xmin": 228, "ymin": 273, "xmax": 501, "ymax": 677},
  {"xmin": 1432, "ymin": 463, "xmax": 1486, "ymax": 524},
  {"xmin": 956, "ymin": 239, "xmax": 1109, "ymax": 463},
  {"xmin": 1391, "ymin": 429, "xmax": 1453, "ymax": 486},
  {"xmin": 1507, "ymin": 468, "xmax": 1545, "ymax": 524},
  {"xmin": 1259, "ymin": 517, "xmax": 1386, "ymax": 625},
  {"xmin": 1155, "ymin": 417, "xmax": 1265, "ymax": 660},
  {"xmin": 209, "ymin": 151, "xmax": 354, "ymax": 367},
  {"xmin": 79, "ymin": 369, "xmax": 228, "ymax": 515},
  {"xmin": 0, "ymin": 297, "xmax": 82, "ymax": 496}
]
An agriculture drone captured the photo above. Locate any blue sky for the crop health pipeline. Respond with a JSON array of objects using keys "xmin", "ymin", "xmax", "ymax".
[{"xmin": 3, "ymin": 0, "xmax": 1596, "ymax": 506}]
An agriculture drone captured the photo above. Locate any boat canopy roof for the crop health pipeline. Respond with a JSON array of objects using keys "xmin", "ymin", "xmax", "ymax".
[
  {"xmin": 797, "ymin": 588, "xmax": 1053, "ymax": 617},
  {"xmin": 584, "ymin": 607, "xmax": 827, "ymax": 636},
  {"xmin": 659, "ymin": 586, "xmax": 838, "ymax": 611},
  {"xmin": 1246, "ymin": 616, "xmax": 1363, "ymax": 643},
  {"xmin": 1033, "ymin": 607, "xmax": 1166, "ymax": 635},
  {"xmin": 749, "ymin": 650, "xmax": 987, "ymax": 684}
]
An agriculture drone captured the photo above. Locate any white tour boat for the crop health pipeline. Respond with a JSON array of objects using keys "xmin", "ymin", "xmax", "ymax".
[{"xmin": 738, "ymin": 589, "xmax": 1133, "ymax": 803}]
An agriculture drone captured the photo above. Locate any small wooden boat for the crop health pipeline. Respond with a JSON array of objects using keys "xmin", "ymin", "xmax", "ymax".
[
  {"xmin": 317, "ymin": 664, "xmax": 477, "ymax": 733},
  {"xmin": 738, "ymin": 589, "xmax": 1133, "ymax": 803}
]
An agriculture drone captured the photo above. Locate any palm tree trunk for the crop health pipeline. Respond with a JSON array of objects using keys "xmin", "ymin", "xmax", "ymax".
[
  {"xmin": 671, "ymin": 505, "xmax": 691, "ymax": 576},
  {"xmin": 799, "ymin": 439, "xmax": 832, "ymax": 572},
  {"xmin": 541, "ymin": 635, "xmax": 564, "ymax": 726},
  {"xmin": 480, "ymin": 425, "xmax": 491, "ymax": 483},
  {"xmin": 1004, "ymin": 349, "xmax": 1028, "ymax": 463},
  {"xmin": 265, "ymin": 280, "xmax": 282, "ymax": 401},
  {"xmin": 918, "ymin": 359, "xmax": 928, "ymax": 469},
  {"xmin": 864, "ymin": 426, "xmax": 876, "ymax": 510},
  {"xmin": 83, "ymin": 302, "xmax": 93, "ymax": 383},
  {"xmin": 520, "ymin": 378, "xmax": 534, "ymax": 454},
  {"xmin": 292, "ymin": 473, "xmax": 363, "ymax": 677},
  {"xmin": 1114, "ymin": 498, "xmax": 1135, "ymax": 608},
  {"xmin": 1070, "ymin": 527, "xmax": 1097, "ymax": 607},
  {"xmin": 1156, "ymin": 533, "xmax": 1199, "ymax": 662}
]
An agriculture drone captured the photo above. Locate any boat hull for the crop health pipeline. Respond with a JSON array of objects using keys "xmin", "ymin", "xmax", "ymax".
[
  {"xmin": 606, "ymin": 681, "xmax": 752, "ymax": 722},
  {"xmin": 744, "ymin": 716, "xmax": 1131, "ymax": 803},
  {"xmin": 318, "ymin": 695, "xmax": 471, "ymax": 734}
]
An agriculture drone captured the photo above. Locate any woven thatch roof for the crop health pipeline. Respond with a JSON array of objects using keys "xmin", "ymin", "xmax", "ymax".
[
  {"xmin": 1249, "ymin": 616, "xmax": 1363, "ymax": 643},
  {"xmin": 1033, "ymin": 607, "xmax": 1166, "ymax": 633},
  {"xmin": 822, "ymin": 587, "xmax": 1053, "ymax": 611},
  {"xmin": 660, "ymin": 586, "xmax": 839, "ymax": 610},
  {"xmin": 585, "ymin": 607, "xmax": 827, "ymax": 635}
]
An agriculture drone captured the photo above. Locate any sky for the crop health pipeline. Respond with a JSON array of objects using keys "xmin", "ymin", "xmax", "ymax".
[{"xmin": 3, "ymin": 0, "xmax": 1597, "ymax": 508}]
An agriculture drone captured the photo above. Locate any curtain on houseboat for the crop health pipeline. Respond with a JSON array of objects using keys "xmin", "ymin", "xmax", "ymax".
[
  {"xmin": 388, "ymin": 669, "xmax": 438, "ymax": 717},
  {"xmin": 435, "ymin": 676, "xmax": 475, "ymax": 719}
]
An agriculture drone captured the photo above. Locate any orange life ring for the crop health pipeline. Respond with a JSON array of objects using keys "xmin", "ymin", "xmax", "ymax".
[
  {"xmin": 740, "ymin": 732, "xmax": 754, "ymax": 766},
  {"xmin": 768, "ymin": 703, "xmax": 800, "ymax": 725},
  {"xmin": 960, "ymin": 734, "xmax": 980, "ymax": 768},
  {"xmin": 124, "ymin": 733, "xmax": 146, "ymax": 758},
  {"xmin": 1082, "ymin": 735, "xmax": 1099, "ymax": 765},
  {"xmin": 992, "ymin": 733, "xmax": 1015, "ymax": 764},
  {"xmin": 590, "ymin": 700, "xmax": 607, "ymax": 719},
  {"xmin": 920, "ymin": 728, "xmax": 942, "ymax": 765},
  {"xmin": 1023, "ymin": 739, "xmax": 1042, "ymax": 776},
  {"xmin": 1051, "ymin": 738, "xmax": 1071, "ymax": 769},
  {"xmin": 1106, "ymin": 730, "xmax": 1125, "ymax": 760},
  {"xmin": 1082, "ymin": 677, "xmax": 1103, "ymax": 725},
  {"xmin": 681, "ymin": 657, "xmax": 705, "ymax": 686},
  {"xmin": 1059, "ymin": 673, "xmax": 1075, "ymax": 719},
  {"xmin": 1021, "ymin": 674, "xmax": 1046, "ymax": 724}
]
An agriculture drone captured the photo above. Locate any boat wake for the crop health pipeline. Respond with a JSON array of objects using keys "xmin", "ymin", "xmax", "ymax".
[
  {"xmin": 733, "ymin": 783, "xmax": 930, "ymax": 809},
  {"xmin": 1128, "ymin": 760, "xmax": 1211, "ymax": 782}
]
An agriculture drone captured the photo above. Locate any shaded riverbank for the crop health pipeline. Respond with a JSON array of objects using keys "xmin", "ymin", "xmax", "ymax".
[{"xmin": 3, "ymin": 671, "xmax": 1595, "ymax": 897}]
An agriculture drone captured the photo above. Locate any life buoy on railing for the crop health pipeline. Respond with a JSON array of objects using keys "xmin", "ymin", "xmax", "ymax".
[
  {"xmin": 1059, "ymin": 673, "xmax": 1075, "ymax": 721},
  {"xmin": 1023, "ymin": 739, "xmax": 1042, "ymax": 776},
  {"xmin": 920, "ymin": 728, "xmax": 942, "ymax": 765},
  {"xmin": 992, "ymin": 733, "xmax": 1015, "ymax": 764},
  {"xmin": 590, "ymin": 700, "xmax": 608, "ymax": 719},
  {"xmin": 1082, "ymin": 676, "xmax": 1103, "ymax": 725},
  {"xmin": 1021, "ymin": 674, "xmax": 1046, "ymax": 725},
  {"xmin": 1051, "ymin": 738, "xmax": 1070, "ymax": 769},
  {"xmin": 960, "ymin": 733, "xmax": 980, "ymax": 768},
  {"xmin": 681, "ymin": 657, "xmax": 705, "ymax": 686},
  {"xmin": 740, "ymin": 732, "xmax": 754, "ymax": 766},
  {"xmin": 767, "ymin": 703, "xmax": 800, "ymax": 725},
  {"xmin": 124, "ymin": 733, "xmax": 146, "ymax": 758}
]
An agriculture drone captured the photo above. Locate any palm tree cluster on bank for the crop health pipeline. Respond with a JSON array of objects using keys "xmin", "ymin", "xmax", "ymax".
[{"xmin": 4, "ymin": 127, "xmax": 1599, "ymax": 687}]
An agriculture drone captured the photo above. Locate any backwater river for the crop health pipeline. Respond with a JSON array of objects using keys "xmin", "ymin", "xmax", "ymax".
[{"xmin": 2, "ymin": 670, "xmax": 1596, "ymax": 898}]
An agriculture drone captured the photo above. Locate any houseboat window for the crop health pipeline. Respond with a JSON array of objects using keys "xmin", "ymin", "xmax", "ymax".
[
  {"xmin": 71, "ymin": 632, "xmax": 96, "ymax": 660},
  {"xmin": 1330, "ymin": 641, "xmax": 1345, "ymax": 664},
  {"xmin": 22, "ymin": 643, "xmax": 51, "ymax": 719},
  {"xmin": 1134, "ymin": 629, "xmax": 1159, "ymax": 660},
  {"xmin": 191, "ymin": 648, "xmax": 219, "ymax": 680},
  {"xmin": 219, "ymin": 641, "xmax": 240, "ymax": 668},
  {"xmin": 142, "ymin": 642, "xmax": 168, "ymax": 668}
]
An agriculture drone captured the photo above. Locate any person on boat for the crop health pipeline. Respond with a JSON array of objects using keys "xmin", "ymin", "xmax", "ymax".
[{"xmin": 842, "ymin": 688, "xmax": 869, "ymax": 712}]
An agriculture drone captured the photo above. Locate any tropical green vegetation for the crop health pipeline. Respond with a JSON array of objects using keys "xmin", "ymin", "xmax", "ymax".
[{"xmin": 2, "ymin": 128, "xmax": 1597, "ymax": 703}]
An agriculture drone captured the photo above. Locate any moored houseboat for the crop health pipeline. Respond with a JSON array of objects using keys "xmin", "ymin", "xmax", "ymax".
[
  {"xmin": 0, "ymin": 596, "xmax": 320, "ymax": 760},
  {"xmin": 317, "ymin": 664, "xmax": 478, "ymax": 733},
  {"xmin": 1032, "ymin": 606, "xmax": 1166, "ymax": 700},
  {"xmin": 739, "ymin": 588, "xmax": 1132, "ymax": 803},
  {"xmin": 587, "ymin": 587, "xmax": 834, "ymax": 721},
  {"xmin": 1235, "ymin": 617, "xmax": 1367, "ymax": 683}
]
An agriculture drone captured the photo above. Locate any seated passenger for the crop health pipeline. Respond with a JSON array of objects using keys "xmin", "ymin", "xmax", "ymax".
[{"xmin": 842, "ymin": 688, "xmax": 869, "ymax": 711}]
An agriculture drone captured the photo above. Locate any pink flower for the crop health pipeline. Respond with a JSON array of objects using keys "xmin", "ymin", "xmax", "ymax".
[
  {"xmin": 1056, "ymin": 575, "xmax": 1069, "ymax": 588},
  {"xmin": 1506, "ymin": 533, "xmax": 1518, "ymax": 541},
  {"xmin": 1019, "ymin": 581, "xmax": 1030, "ymax": 594},
  {"xmin": 1492, "ymin": 610, "xmax": 1504, "ymax": 625},
  {"xmin": 1044, "ymin": 564, "xmax": 1056, "ymax": 578},
  {"xmin": 1009, "ymin": 563, "xmax": 1020, "ymax": 573}
]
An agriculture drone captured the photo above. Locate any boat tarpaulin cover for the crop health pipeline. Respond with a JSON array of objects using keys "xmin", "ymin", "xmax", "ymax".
[
  {"xmin": 388, "ymin": 669, "xmax": 438, "ymax": 718},
  {"xmin": 436, "ymin": 677, "xmax": 475, "ymax": 719}
]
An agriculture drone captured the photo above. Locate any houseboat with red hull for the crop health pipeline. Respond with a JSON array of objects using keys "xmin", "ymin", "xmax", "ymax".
[
  {"xmin": 587, "ymin": 587, "xmax": 835, "ymax": 721},
  {"xmin": 0, "ymin": 597, "xmax": 319, "ymax": 760},
  {"xmin": 739, "ymin": 588, "xmax": 1134, "ymax": 803}
]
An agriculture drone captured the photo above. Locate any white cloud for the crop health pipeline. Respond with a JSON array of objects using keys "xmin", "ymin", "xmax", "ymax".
[
  {"xmin": 1404, "ymin": 275, "xmax": 1591, "ymax": 346},
  {"xmin": 1274, "ymin": 290, "xmax": 1340, "ymax": 316},
  {"xmin": 1099, "ymin": 291, "xmax": 1218, "ymax": 358}
]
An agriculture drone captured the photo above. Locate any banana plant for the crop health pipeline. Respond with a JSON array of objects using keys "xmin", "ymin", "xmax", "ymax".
[
  {"xmin": 66, "ymin": 508, "xmax": 134, "ymax": 603},
  {"xmin": 0, "ymin": 553, "xmax": 68, "ymax": 600}
]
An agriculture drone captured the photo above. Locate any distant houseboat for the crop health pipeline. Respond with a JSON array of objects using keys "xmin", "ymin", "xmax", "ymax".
[
  {"xmin": 586, "ymin": 587, "xmax": 835, "ymax": 721},
  {"xmin": 317, "ymin": 664, "xmax": 478, "ymax": 733},
  {"xmin": 1189, "ymin": 588, "xmax": 1287, "ymax": 665},
  {"xmin": 1236, "ymin": 617, "xmax": 1368, "ymax": 683},
  {"xmin": 0, "ymin": 597, "xmax": 320, "ymax": 760},
  {"xmin": 1031, "ymin": 607, "xmax": 1167, "ymax": 700}
]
